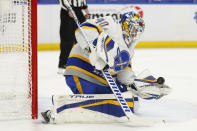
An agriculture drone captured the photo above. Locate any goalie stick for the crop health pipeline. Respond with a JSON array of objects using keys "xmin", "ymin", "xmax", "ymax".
[
  {"xmin": 63, "ymin": 0, "xmax": 163, "ymax": 126},
  {"xmin": 63, "ymin": 0, "xmax": 133, "ymax": 119}
]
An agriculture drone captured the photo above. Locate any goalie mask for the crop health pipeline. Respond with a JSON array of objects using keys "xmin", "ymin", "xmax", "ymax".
[{"xmin": 120, "ymin": 11, "xmax": 145, "ymax": 48}]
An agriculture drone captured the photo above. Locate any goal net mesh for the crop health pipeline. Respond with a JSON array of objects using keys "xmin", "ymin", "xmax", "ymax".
[{"xmin": 0, "ymin": 0, "xmax": 36, "ymax": 120}]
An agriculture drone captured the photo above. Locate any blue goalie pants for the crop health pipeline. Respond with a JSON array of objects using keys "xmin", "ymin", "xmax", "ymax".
[
  {"xmin": 63, "ymin": 75, "xmax": 139, "ymax": 117},
  {"xmin": 65, "ymin": 75, "xmax": 128, "ymax": 94}
]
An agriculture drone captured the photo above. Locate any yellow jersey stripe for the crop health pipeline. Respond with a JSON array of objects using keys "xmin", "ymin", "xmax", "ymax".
[
  {"xmin": 73, "ymin": 76, "xmax": 84, "ymax": 94},
  {"xmin": 75, "ymin": 22, "xmax": 102, "ymax": 34},
  {"xmin": 75, "ymin": 26, "xmax": 98, "ymax": 33},
  {"xmin": 104, "ymin": 37, "xmax": 112, "ymax": 50},
  {"xmin": 69, "ymin": 54, "xmax": 90, "ymax": 63},
  {"xmin": 86, "ymin": 22, "xmax": 102, "ymax": 33},
  {"xmin": 66, "ymin": 66, "xmax": 108, "ymax": 84}
]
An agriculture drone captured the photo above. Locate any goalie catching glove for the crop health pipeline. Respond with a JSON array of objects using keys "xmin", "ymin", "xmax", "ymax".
[{"xmin": 127, "ymin": 71, "xmax": 171, "ymax": 100}]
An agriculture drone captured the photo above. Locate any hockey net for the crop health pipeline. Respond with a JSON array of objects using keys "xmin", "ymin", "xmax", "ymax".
[{"xmin": 0, "ymin": 0, "xmax": 37, "ymax": 119}]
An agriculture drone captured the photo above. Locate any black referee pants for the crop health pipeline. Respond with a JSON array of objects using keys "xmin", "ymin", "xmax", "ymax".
[{"xmin": 58, "ymin": 8, "xmax": 86, "ymax": 68}]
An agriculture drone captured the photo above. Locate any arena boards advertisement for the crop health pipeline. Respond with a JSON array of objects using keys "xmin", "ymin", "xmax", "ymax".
[
  {"xmin": 88, "ymin": 4, "xmax": 197, "ymax": 41},
  {"xmin": 37, "ymin": 4, "xmax": 197, "ymax": 50}
]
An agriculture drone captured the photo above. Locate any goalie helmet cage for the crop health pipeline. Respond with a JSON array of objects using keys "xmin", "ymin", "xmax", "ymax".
[{"xmin": 0, "ymin": 0, "xmax": 37, "ymax": 119}]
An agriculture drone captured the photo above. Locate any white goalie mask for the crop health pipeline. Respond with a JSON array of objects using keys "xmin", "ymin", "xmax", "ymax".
[{"xmin": 119, "ymin": 10, "xmax": 145, "ymax": 48}]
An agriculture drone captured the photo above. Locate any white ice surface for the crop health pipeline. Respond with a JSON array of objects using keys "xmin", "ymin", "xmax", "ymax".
[{"xmin": 1, "ymin": 48, "xmax": 197, "ymax": 131}]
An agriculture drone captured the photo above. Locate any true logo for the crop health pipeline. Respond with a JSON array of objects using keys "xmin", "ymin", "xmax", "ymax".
[{"xmin": 70, "ymin": 95, "xmax": 94, "ymax": 99}]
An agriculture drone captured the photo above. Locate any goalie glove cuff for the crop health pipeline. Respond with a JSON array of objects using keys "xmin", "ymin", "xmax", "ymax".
[{"xmin": 117, "ymin": 69, "xmax": 136, "ymax": 85}]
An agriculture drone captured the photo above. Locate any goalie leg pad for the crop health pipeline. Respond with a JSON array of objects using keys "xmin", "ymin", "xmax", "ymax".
[{"xmin": 50, "ymin": 93, "xmax": 138, "ymax": 124}]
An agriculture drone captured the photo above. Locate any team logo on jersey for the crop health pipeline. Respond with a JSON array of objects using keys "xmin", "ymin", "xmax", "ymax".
[
  {"xmin": 194, "ymin": 12, "xmax": 197, "ymax": 23},
  {"xmin": 114, "ymin": 48, "xmax": 130, "ymax": 71}
]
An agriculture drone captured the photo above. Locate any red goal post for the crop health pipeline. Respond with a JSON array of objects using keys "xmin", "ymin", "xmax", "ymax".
[{"xmin": 31, "ymin": 0, "xmax": 38, "ymax": 120}]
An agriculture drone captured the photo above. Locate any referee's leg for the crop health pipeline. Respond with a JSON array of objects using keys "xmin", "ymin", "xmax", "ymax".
[{"xmin": 58, "ymin": 9, "xmax": 75, "ymax": 68}]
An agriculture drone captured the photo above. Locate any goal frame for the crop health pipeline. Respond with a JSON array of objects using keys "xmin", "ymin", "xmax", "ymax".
[{"xmin": 31, "ymin": 0, "xmax": 38, "ymax": 119}]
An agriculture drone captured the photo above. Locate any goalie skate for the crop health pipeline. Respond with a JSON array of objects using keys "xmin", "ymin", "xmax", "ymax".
[{"xmin": 41, "ymin": 110, "xmax": 51, "ymax": 123}]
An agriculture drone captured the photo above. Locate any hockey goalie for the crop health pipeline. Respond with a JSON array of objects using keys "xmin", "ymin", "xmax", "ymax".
[{"xmin": 41, "ymin": 8, "xmax": 171, "ymax": 125}]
